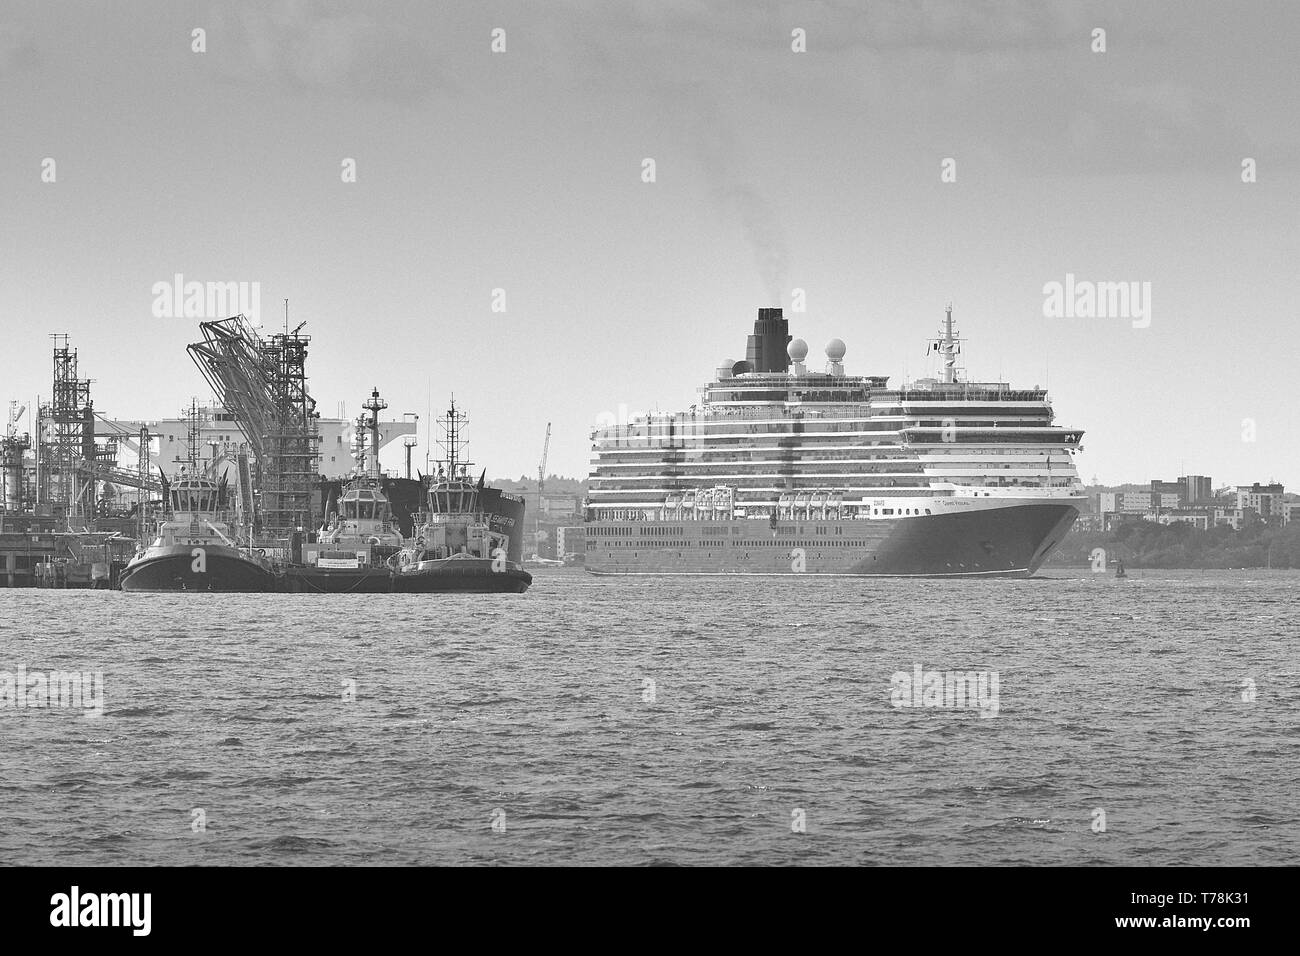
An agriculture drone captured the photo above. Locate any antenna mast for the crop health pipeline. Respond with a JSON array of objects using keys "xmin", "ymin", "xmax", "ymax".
[
  {"xmin": 177, "ymin": 398, "xmax": 205, "ymax": 470},
  {"xmin": 436, "ymin": 397, "xmax": 471, "ymax": 478},
  {"xmin": 932, "ymin": 304, "xmax": 965, "ymax": 385}
]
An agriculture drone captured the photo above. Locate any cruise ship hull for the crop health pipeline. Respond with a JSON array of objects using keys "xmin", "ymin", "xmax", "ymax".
[
  {"xmin": 119, "ymin": 544, "xmax": 275, "ymax": 592},
  {"xmin": 585, "ymin": 500, "xmax": 1080, "ymax": 578}
]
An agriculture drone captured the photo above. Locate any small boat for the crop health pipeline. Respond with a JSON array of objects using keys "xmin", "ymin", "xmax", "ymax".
[
  {"xmin": 280, "ymin": 388, "xmax": 405, "ymax": 593},
  {"xmin": 390, "ymin": 398, "xmax": 531, "ymax": 594},
  {"xmin": 1114, "ymin": 558, "xmax": 1126, "ymax": 578},
  {"xmin": 282, "ymin": 478, "xmax": 404, "ymax": 592},
  {"xmin": 391, "ymin": 471, "xmax": 532, "ymax": 593},
  {"xmin": 120, "ymin": 470, "xmax": 272, "ymax": 592}
]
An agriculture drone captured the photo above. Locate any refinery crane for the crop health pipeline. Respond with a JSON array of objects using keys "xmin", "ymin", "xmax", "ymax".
[{"xmin": 187, "ymin": 314, "xmax": 320, "ymax": 534}]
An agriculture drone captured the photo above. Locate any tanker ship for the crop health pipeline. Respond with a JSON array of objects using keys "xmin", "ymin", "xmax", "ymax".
[{"xmin": 583, "ymin": 307, "xmax": 1085, "ymax": 577}]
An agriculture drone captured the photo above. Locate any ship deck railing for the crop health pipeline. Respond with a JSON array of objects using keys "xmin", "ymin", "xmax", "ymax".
[{"xmin": 593, "ymin": 396, "xmax": 1054, "ymax": 435}]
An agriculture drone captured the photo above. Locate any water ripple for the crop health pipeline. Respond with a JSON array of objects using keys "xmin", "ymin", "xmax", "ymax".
[{"xmin": 2, "ymin": 568, "xmax": 1298, "ymax": 865}]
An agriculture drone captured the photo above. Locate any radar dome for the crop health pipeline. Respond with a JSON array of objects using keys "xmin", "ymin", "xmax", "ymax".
[
  {"xmin": 825, "ymin": 339, "xmax": 846, "ymax": 361},
  {"xmin": 787, "ymin": 339, "xmax": 809, "ymax": 362}
]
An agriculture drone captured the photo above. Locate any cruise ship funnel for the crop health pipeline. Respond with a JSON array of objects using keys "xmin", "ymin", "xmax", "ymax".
[{"xmin": 745, "ymin": 308, "xmax": 792, "ymax": 373}]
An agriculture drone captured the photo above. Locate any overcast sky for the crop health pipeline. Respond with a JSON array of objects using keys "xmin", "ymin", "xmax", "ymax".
[{"xmin": 2, "ymin": 0, "xmax": 1297, "ymax": 487}]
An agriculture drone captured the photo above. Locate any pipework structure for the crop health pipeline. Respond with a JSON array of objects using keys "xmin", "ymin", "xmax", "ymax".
[{"xmin": 188, "ymin": 315, "xmax": 321, "ymax": 534}]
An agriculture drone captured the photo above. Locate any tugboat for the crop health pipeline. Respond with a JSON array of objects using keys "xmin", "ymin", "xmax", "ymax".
[
  {"xmin": 120, "ymin": 470, "xmax": 273, "ymax": 592},
  {"xmin": 281, "ymin": 388, "xmax": 403, "ymax": 593},
  {"xmin": 391, "ymin": 399, "xmax": 532, "ymax": 593}
]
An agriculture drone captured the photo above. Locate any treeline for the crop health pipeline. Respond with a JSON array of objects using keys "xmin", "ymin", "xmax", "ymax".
[{"xmin": 1046, "ymin": 519, "xmax": 1300, "ymax": 569}]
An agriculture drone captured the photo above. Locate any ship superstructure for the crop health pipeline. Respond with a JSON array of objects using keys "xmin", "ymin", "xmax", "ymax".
[{"xmin": 583, "ymin": 307, "xmax": 1085, "ymax": 577}]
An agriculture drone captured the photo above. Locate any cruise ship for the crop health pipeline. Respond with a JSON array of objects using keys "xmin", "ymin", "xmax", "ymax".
[{"xmin": 583, "ymin": 307, "xmax": 1085, "ymax": 577}]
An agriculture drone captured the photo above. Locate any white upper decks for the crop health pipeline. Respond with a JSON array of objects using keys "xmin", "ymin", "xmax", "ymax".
[{"xmin": 585, "ymin": 308, "xmax": 1085, "ymax": 516}]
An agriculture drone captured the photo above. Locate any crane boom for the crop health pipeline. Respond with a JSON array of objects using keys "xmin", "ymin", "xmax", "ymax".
[{"xmin": 537, "ymin": 422, "xmax": 551, "ymax": 525}]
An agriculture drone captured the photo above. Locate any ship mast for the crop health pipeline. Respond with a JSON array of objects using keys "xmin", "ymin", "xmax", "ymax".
[
  {"xmin": 360, "ymin": 387, "xmax": 387, "ymax": 480},
  {"xmin": 177, "ymin": 397, "xmax": 204, "ymax": 471},
  {"xmin": 436, "ymin": 397, "xmax": 472, "ymax": 479},
  {"xmin": 934, "ymin": 304, "xmax": 964, "ymax": 385}
]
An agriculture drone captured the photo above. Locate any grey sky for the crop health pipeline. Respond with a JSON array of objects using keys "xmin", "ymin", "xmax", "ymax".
[{"xmin": 2, "ymin": 0, "xmax": 1297, "ymax": 486}]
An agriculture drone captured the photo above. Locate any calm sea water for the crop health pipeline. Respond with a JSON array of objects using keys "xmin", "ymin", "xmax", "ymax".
[{"xmin": 1, "ymin": 568, "xmax": 1296, "ymax": 866}]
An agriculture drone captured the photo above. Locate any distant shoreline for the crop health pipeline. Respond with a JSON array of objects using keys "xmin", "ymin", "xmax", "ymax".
[{"xmin": 1046, "ymin": 563, "xmax": 1294, "ymax": 571}]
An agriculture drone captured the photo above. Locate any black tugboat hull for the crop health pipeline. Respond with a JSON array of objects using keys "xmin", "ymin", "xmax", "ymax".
[
  {"xmin": 392, "ymin": 558, "xmax": 532, "ymax": 593},
  {"xmin": 119, "ymin": 545, "xmax": 274, "ymax": 592},
  {"xmin": 278, "ymin": 566, "xmax": 396, "ymax": 593}
]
